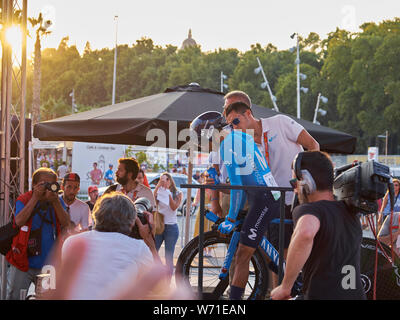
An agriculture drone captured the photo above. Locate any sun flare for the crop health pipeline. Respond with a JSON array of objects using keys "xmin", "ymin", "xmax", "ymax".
[{"xmin": 5, "ymin": 25, "xmax": 22, "ymax": 53}]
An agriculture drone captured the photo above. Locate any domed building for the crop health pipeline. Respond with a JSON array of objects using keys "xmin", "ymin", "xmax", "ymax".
[{"xmin": 181, "ymin": 29, "xmax": 198, "ymax": 49}]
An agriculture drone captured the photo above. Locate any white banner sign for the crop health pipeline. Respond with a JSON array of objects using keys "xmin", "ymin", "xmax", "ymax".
[
  {"xmin": 367, "ymin": 147, "xmax": 379, "ymax": 162},
  {"xmin": 72, "ymin": 142, "xmax": 126, "ymax": 187}
]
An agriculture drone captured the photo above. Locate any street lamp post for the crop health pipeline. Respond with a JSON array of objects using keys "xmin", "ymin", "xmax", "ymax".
[
  {"xmin": 377, "ymin": 130, "xmax": 389, "ymax": 164},
  {"xmin": 220, "ymin": 71, "xmax": 228, "ymax": 93},
  {"xmin": 290, "ymin": 33, "xmax": 308, "ymax": 119},
  {"xmin": 112, "ymin": 15, "xmax": 118, "ymax": 105},
  {"xmin": 254, "ymin": 57, "xmax": 279, "ymax": 112},
  {"xmin": 70, "ymin": 88, "xmax": 77, "ymax": 113},
  {"xmin": 313, "ymin": 93, "xmax": 328, "ymax": 124},
  {"xmin": 290, "ymin": 33, "xmax": 301, "ymax": 118}
]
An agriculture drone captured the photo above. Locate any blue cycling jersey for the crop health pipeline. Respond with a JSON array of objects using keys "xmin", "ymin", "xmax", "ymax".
[
  {"xmin": 104, "ymin": 169, "xmax": 114, "ymax": 181},
  {"xmin": 220, "ymin": 130, "xmax": 280, "ymax": 222}
]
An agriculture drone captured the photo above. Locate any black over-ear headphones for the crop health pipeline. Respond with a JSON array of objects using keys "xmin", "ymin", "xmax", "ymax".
[{"xmin": 293, "ymin": 152, "xmax": 317, "ymax": 195}]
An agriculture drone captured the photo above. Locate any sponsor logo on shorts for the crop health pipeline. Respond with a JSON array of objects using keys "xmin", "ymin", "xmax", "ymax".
[
  {"xmin": 247, "ymin": 206, "xmax": 268, "ymax": 241},
  {"xmin": 248, "ymin": 228, "xmax": 257, "ymax": 241}
]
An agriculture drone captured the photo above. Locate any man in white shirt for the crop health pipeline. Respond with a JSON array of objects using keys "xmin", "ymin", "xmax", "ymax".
[
  {"xmin": 60, "ymin": 173, "xmax": 90, "ymax": 232},
  {"xmin": 223, "ymin": 90, "xmax": 319, "ymax": 287}
]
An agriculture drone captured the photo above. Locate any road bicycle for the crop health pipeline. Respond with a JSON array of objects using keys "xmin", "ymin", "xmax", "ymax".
[
  {"xmin": 176, "ymin": 209, "xmax": 301, "ymax": 300},
  {"xmin": 176, "ymin": 210, "xmax": 400, "ymax": 300}
]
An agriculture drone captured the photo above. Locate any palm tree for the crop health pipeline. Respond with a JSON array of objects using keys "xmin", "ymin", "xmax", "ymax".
[{"xmin": 29, "ymin": 13, "xmax": 52, "ymax": 125}]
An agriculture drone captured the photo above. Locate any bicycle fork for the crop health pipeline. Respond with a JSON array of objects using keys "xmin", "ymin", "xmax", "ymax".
[{"xmin": 219, "ymin": 231, "xmax": 240, "ymax": 280}]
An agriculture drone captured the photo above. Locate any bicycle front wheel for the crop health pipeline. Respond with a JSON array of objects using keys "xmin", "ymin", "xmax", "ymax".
[{"xmin": 176, "ymin": 230, "xmax": 269, "ymax": 300}]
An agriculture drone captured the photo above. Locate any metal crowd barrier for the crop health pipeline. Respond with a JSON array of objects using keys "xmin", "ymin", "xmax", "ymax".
[{"xmin": 181, "ymin": 183, "xmax": 293, "ymax": 294}]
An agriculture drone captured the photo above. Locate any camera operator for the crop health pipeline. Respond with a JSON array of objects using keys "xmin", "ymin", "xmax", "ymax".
[
  {"xmin": 61, "ymin": 192, "xmax": 159, "ymax": 299},
  {"xmin": 6, "ymin": 168, "xmax": 70, "ymax": 300},
  {"xmin": 271, "ymin": 151, "xmax": 366, "ymax": 300}
]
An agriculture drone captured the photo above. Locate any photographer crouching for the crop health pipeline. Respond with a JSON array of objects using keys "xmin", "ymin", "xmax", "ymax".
[
  {"xmin": 271, "ymin": 151, "xmax": 366, "ymax": 300},
  {"xmin": 60, "ymin": 192, "xmax": 160, "ymax": 299},
  {"xmin": 6, "ymin": 168, "xmax": 71, "ymax": 300}
]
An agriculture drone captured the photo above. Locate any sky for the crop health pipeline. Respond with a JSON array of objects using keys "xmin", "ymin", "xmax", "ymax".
[{"xmin": 26, "ymin": 0, "xmax": 400, "ymax": 55}]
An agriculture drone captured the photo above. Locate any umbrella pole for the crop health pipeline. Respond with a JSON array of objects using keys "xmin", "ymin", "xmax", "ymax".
[{"xmin": 185, "ymin": 161, "xmax": 193, "ymax": 245}]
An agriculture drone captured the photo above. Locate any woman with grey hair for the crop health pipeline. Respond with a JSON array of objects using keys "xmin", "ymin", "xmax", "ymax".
[
  {"xmin": 61, "ymin": 192, "xmax": 157, "ymax": 299},
  {"xmin": 93, "ymin": 191, "xmax": 137, "ymax": 235}
]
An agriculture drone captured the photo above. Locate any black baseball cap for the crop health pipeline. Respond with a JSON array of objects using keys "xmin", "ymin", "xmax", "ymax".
[{"xmin": 63, "ymin": 173, "xmax": 80, "ymax": 184}]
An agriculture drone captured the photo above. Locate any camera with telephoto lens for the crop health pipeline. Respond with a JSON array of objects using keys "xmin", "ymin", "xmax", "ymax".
[
  {"xmin": 44, "ymin": 182, "xmax": 60, "ymax": 193},
  {"xmin": 130, "ymin": 197, "xmax": 153, "ymax": 239},
  {"xmin": 333, "ymin": 160, "xmax": 392, "ymax": 215}
]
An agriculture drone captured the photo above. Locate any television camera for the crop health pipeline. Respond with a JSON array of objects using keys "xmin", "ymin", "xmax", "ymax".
[{"xmin": 333, "ymin": 160, "xmax": 394, "ymax": 215}]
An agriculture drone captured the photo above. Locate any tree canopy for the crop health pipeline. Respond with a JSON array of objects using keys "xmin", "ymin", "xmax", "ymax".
[{"xmin": 23, "ymin": 19, "xmax": 400, "ymax": 154}]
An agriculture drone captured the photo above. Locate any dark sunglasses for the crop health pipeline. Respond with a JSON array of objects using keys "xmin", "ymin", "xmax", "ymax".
[
  {"xmin": 225, "ymin": 117, "xmax": 240, "ymax": 129},
  {"xmin": 289, "ymin": 178, "xmax": 298, "ymax": 188}
]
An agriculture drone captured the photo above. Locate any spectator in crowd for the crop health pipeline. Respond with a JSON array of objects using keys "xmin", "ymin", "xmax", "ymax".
[
  {"xmin": 104, "ymin": 158, "xmax": 155, "ymax": 208},
  {"xmin": 207, "ymin": 150, "xmax": 230, "ymax": 218},
  {"xmin": 192, "ymin": 171, "xmax": 214, "ymax": 256},
  {"xmin": 48, "ymin": 154, "xmax": 55, "ymax": 168},
  {"xmin": 153, "ymin": 172, "xmax": 182, "ymax": 277},
  {"xmin": 41, "ymin": 235, "xmax": 193, "ymax": 300},
  {"xmin": 60, "ymin": 192, "xmax": 160, "ymax": 299},
  {"xmin": 378, "ymin": 211, "xmax": 400, "ymax": 257},
  {"xmin": 6, "ymin": 168, "xmax": 70, "ymax": 300},
  {"xmin": 271, "ymin": 151, "xmax": 366, "ymax": 300},
  {"xmin": 104, "ymin": 164, "xmax": 115, "ymax": 186},
  {"xmin": 57, "ymin": 161, "xmax": 69, "ymax": 180},
  {"xmin": 36, "ymin": 152, "xmax": 45, "ymax": 168},
  {"xmin": 192, "ymin": 171, "xmax": 213, "ymax": 236},
  {"xmin": 60, "ymin": 173, "xmax": 90, "ymax": 232},
  {"xmin": 378, "ymin": 178, "xmax": 400, "ymax": 228},
  {"xmin": 192, "ymin": 170, "xmax": 201, "ymax": 182},
  {"xmin": 89, "ymin": 162, "xmax": 103, "ymax": 185},
  {"xmin": 136, "ymin": 168, "xmax": 150, "ymax": 188},
  {"xmin": 86, "ymin": 185, "xmax": 99, "ymax": 212}
]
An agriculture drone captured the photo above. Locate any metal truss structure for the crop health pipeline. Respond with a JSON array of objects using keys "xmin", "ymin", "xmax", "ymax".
[{"xmin": 0, "ymin": 0, "xmax": 27, "ymax": 300}]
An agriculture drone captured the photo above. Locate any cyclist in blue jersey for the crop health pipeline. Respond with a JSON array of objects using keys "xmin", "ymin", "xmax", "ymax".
[{"xmin": 191, "ymin": 110, "xmax": 281, "ymax": 300}]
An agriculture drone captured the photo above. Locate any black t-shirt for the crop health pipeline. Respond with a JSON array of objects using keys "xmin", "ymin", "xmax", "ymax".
[
  {"xmin": 292, "ymin": 200, "xmax": 366, "ymax": 300},
  {"xmin": 86, "ymin": 200, "xmax": 94, "ymax": 211}
]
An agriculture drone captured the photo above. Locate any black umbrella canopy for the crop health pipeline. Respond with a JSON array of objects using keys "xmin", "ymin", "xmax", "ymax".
[{"xmin": 33, "ymin": 84, "xmax": 356, "ymax": 154}]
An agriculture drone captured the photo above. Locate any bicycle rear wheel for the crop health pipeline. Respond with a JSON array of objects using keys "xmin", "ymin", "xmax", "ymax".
[{"xmin": 176, "ymin": 230, "xmax": 269, "ymax": 300}]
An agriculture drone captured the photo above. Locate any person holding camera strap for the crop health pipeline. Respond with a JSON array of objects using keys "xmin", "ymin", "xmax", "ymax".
[
  {"xmin": 6, "ymin": 168, "xmax": 70, "ymax": 300},
  {"xmin": 271, "ymin": 151, "xmax": 366, "ymax": 300}
]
